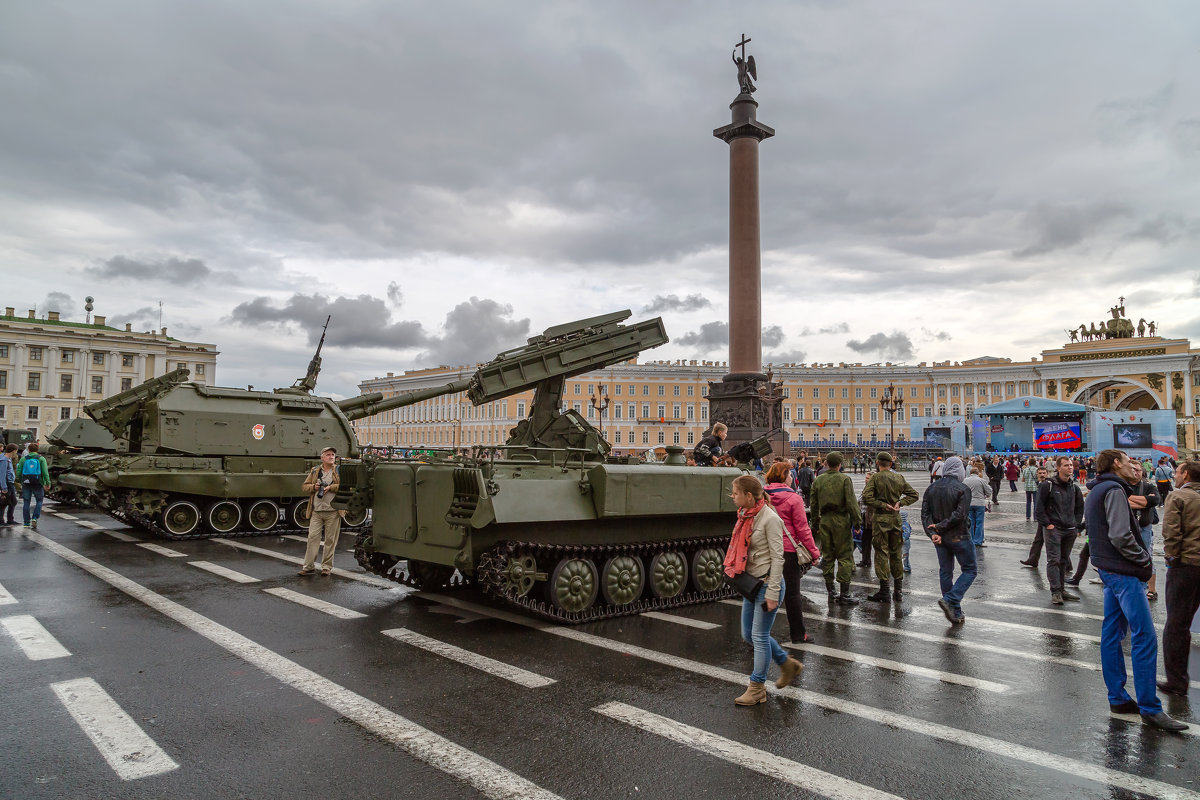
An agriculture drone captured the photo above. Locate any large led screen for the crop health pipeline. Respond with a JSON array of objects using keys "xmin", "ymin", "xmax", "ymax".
[
  {"xmin": 1113, "ymin": 423, "xmax": 1153, "ymax": 449},
  {"xmin": 1033, "ymin": 421, "xmax": 1082, "ymax": 450}
]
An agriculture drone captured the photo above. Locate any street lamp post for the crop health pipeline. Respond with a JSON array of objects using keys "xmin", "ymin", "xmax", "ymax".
[
  {"xmin": 590, "ymin": 384, "xmax": 611, "ymax": 441},
  {"xmin": 879, "ymin": 381, "xmax": 904, "ymax": 452}
]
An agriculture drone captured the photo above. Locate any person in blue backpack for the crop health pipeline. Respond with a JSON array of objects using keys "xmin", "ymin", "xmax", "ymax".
[{"xmin": 16, "ymin": 442, "xmax": 50, "ymax": 530}]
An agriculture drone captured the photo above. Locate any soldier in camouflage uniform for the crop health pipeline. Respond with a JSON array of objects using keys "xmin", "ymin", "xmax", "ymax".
[
  {"xmin": 810, "ymin": 451, "xmax": 862, "ymax": 606},
  {"xmin": 860, "ymin": 451, "xmax": 919, "ymax": 602}
]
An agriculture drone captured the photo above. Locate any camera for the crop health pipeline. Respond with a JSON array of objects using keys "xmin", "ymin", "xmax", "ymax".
[{"xmin": 316, "ymin": 483, "xmax": 327, "ymax": 498}]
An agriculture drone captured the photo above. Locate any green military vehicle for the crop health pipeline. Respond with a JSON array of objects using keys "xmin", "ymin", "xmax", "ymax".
[
  {"xmin": 1, "ymin": 428, "xmax": 35, "ymax": 447},
  {"xmin": 43, "ymin": 417, "xmax": 127, "ymax": 505},
  {"xmin": 341, "ymin": 310, "xmax": 764, "ymax": 623},
  {"xmin": 54, "ymin": 324, "xmax": 421, "ymax": 539}
]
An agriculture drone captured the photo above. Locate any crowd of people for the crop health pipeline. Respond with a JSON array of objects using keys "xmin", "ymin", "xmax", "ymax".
[
  {"xmin": 0, "ymin": 442, "xmax": 50, "ymax": 529},
  {"xmin": 718, "ymin": 438, "xmax": 1200, "ymax": 733}
]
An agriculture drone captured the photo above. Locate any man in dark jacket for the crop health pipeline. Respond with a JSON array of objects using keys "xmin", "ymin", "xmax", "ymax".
[
  {"xmin": 1159, "ymin": 459, "xmax": 1200, "ymax": 697},
  {"xmin": 1036, "ymin": 455, "xmax": 1085, "ymax": 605},
  {"xmin": 985, "ymin": 456, "xmax": 1003, "ymax": 504},
  {"xmin": 795, "ymin": 456, "xmax": 815, "ymax": 508},
  {"xmin": 921, "ymin": 456, "xmax": 974, "ymax": 624},
  {"xmin": 693, "ymin": 423, "xmax": 727, "ymax": 467},
  {"xmin": 1086, "ymin": 449, "xmax": 1187, "ymax": 732}
]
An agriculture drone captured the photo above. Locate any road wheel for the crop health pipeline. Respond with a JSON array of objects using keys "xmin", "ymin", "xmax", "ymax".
[
  {"xmin": 341, "ymin": 507, "xmax": 368, "ymax": 527},
  {"xmin": 600, "ymin": 555, "xmax": 644, "ymax": 607},
  {"xmin": 648, "ymin": 551, "xmax": 688, "ymax": 599},
  {"xmin": 499, "ymin": 553, "xmax": 542, "ymax": 598},
  {"xmin": 690, "ymin": 548, "xmax": 726, "ymax": 593},
  {"xmin": 548, "ymin": 557, "xmax": 599, "ymax": 614},
  {"xmin": 245, "ymin": 499, "xmax": 281, "ymax": 532},
  {"xmin": 206, "ymin": 500, "xmax": 242, "ymax": 534},
  {"xmin": 289, "ymin": 499, "xmax": 310, "ymax": 530},
  {"xmin": 159, "ymin": 499, "xmax": 200, "ymax": 537}
]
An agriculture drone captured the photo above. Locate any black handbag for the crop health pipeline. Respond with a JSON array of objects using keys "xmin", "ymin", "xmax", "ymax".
[{"xmin": 723, "ymin": 570, "xmax": 763, "ymax": 601}]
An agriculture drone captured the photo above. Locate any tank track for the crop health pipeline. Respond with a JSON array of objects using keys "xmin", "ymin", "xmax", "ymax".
[
  {"xmin": 476, "ymin": 536, "xmax": 737, "ymax": 625},
  {"xmin": 353, "ymin": 531, "xmax": 474, "ymax": 592}
]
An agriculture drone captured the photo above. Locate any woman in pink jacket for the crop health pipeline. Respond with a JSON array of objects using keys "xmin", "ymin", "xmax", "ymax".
[{"xmin": 764, "ymin": 461, "xmax": 821, "ymax": 643}]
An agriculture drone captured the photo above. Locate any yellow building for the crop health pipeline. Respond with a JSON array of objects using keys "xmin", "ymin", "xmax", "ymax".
[
  {"xmin": 0, "ymin": 306, "xmax": 219, "ymax": 442},
  {"xmin": 353, "ymin": 332, "xmax": 1199, "ymax": 454}
]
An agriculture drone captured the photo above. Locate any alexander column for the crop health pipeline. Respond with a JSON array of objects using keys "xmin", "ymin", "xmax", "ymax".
[{"xmin": 709, "ymin": 35, "xmax": 786, "ymax": 454}]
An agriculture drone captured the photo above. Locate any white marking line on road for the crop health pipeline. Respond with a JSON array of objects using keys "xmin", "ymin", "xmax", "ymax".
[
  {"xmin": 0, "ymin": 614, "xmax": 71, "ymax": 660},
  {"xmin": 188, "ymin": 561, "xmax": 260, "ymax": 584},
  {"xmin": 0, "ymin": 581, "xmax": 16, "ymax": 606},
  {"xmin": 425, "ymin": 593, "xmax": 1199, "ymax": 800},
  {"xmin": 50, "ymin": 677, "xmax": 179, "ymax": 781},
  {"xmin": 210, "ymin": 538, "xmax": 407, "ymax": 592},
  {"xmin": 719, "ymin": 600, "xmax": 1104, "ymax": 673},
  {"xmin": 76, "ymin": 520, "xmax": 106, "ymax": 530},
  {"xmin": 24, "ymin": 532, "xmax": 563, "ymax": 800},
  {"xmin": 595, "ymin": 701, "xmax": 903, "ymax": 800},
  {"xmin": 382, "ymin": 628, "xmax": 555, "ymax": 688},
  {"xmin": 263, "ymin": 587, "xmax": 366, "ymax": 619},
  {"xmin": 282, "ymin": 534, "xmax": 308, "ymax": 543},
  {"xmin": 104, "ymin": 530, "xmax": 141, "ymax": 543},
  {"xmin": 783, "ymin": 642, "xmax": 1009, "ymax": 693},
  {"xmin": 136, "ymin": 542, "xmax": 187, "ymax": 558},
  {"xmin": 641, "ymin": 611, "xmax": 721, "ymax": 630},
  {"xmin": 54, "ymin": 512, "xmax": 79, "ymax": 520}
]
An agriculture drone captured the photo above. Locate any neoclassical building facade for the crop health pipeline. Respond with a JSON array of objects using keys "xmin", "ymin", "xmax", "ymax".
[{"xmin": 352, "ymin": 331, "xmax": 1199, "ymax": 455}]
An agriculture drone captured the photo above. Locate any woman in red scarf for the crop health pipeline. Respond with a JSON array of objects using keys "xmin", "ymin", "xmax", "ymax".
[{"xmin": 726, "ymin": 475, "xmax": 802, "ymax": 705}]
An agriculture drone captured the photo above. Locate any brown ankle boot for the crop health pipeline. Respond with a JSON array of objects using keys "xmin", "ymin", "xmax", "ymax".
[
  {"xmin": 734, "ymin": 681, "xmax": 767, "ymax": 705},
  {"xmin": 776, "ymin": 657, "xmax": 803, "ymax": 688}
]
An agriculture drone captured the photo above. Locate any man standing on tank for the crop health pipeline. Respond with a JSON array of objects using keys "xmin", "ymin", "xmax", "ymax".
[
  {"xmin": 810, "ymin": 451, "xmax": 861, "ymax": 606},
  {"xmin": 298, "ymin": 446, "xmax": 342, "ymax": 577},
  {"xmin": 861, "ymin": 451, "xmax": 918, "ymax": 602},
  {"xmin": 694, "ymin": 423, "xmax": 727, "ymax": 467}
]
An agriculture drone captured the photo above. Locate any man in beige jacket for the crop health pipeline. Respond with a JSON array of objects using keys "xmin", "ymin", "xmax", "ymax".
[
  {"xmin": 298, "ymin": 446, "xmax": 342, "ymax": 576},
  {"xmin": 1159, "ymin": 459, "xmax": 1200, "ymax": 696}
]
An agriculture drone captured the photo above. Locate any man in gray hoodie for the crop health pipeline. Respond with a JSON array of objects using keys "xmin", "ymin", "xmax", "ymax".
[{"xmin": 920, "ymin": 455, "xmax": 975, "ymax": 625}]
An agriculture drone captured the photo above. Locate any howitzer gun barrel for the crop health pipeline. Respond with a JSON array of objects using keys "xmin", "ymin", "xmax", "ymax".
[{"xmin": 339, "ymin": 380, "xmax": 473, "ymax": 421}]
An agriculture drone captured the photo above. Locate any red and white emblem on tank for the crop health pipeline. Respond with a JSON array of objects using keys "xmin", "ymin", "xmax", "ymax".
[{"xmin": 252, "ymin": 423, "xmax": 265, "ymax": 440}]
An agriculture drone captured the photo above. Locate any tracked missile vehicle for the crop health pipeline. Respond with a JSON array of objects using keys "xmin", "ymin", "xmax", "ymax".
[{"xmin": 341, "ymin": 310, "xmax": 765, "ymax": 623}]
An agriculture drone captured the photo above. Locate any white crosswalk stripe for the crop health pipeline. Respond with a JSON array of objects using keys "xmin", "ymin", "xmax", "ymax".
[
  {"xmin": 596, "ymin": 701, "xmax": 904, "ymax": 800},
  {"xmin": 1, "ymin": 614, "xmax": 71, "ymax": 660},
  {"xmin": 383, "ymin": 628, "xmax": 555, "ymax": 688},
  {"xmin": 75, "ymin": 520, "xmax": 106, "ymax": 530},
  {"xmin": 136, "ymin": 542, "xmax": 187, "ymax": 558},
  {"xmin": 263, "ymin": 587, "xmax": 367, "ymax": 619},
  {"xmin": 211, "ymin": 538, "xmax": 407, "ymax": 592},
  {"xmin": 51, "ymin": 677, "xmax": 180, "ymax": 781},
  {"xmin": 103, "ymin": 530, "xmax": 141, "ymax": 542},
  {"xmin": 640, "ymin": 611, "xmax": 721, "ymax": 629},
  {"xmin": 0, "ymin": 580, "xmax": 16, "ymax": 606},
  {"xmin": 188, "ymin": 561, "xmax": 260, "ymax": 584},
  {"xmin": 783, "ymin": 641, "xmax": 1010, "ymax": 693}
]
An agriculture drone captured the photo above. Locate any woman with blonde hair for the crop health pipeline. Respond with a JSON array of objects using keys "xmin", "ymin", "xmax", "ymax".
[{"xmin": 725, "ymin": 474, "xmax": 803, "ymax": 705}]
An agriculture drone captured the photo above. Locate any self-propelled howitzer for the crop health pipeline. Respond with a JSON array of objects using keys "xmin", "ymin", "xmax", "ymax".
[{"xmin": 341, "ymin": 310, "xmax": 755, "ymax": 623}]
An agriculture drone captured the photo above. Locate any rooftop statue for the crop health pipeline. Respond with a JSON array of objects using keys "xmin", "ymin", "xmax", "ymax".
[{"xmin": 732, "ymin": 34, "xmax": 757, "ymax": 94}]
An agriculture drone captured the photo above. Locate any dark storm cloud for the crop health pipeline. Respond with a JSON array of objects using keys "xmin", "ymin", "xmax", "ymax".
[
  {"xmin": 419, "ymin": 298, "xmax": 531, "ymax": 366},
  {"xmin": 846, "ymin": 332, "xmax": 915, "ymax": 361},
  {"xmin": 1013, "ymin": 203, "xmax": 1131, "ymax": 258},
  {"xmin": 677, "ymin": 322, "xmax": 786, "ymax": 352},
  {"xmin": 641, "ymin": 294, "xmax": 712, "ymax": 314},
  {"xmin": 228, "ymin": 293, "xmax": 427, "ymax": 348},
  {"xmin": 90, "ymin": 256, "xmax": 213, "ymax": 285},
  {"xmin": 113, "ymin": 306, "xmax": 162, "ymax": 332},
  {"xmin": 42, "ymin": 292, "xmax": 73, "ymax": 316}
]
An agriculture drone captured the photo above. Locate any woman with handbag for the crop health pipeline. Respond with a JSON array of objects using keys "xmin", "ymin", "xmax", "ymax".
[
  {"xmin": 725, "ymin": 474, "xmax": 803, "ymax": 705},
  {"xmin": 763, "ymin": 461, "xmax": 819, "ymax": 644}
]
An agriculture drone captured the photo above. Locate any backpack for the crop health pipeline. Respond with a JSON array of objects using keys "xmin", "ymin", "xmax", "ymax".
[{"xmin": 21, "ymin": 457, "xmax": 41, "ymax": 477}]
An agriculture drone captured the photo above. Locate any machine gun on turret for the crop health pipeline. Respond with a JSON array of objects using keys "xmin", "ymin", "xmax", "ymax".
[{"xmin": 283, "ymin": 315, "xmax": 330, "ymax": 395}]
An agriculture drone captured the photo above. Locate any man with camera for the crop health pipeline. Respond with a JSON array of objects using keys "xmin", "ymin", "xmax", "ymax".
[{"xmin": 298, "ymin": 446, "xmax": 342, "ymax": 577}]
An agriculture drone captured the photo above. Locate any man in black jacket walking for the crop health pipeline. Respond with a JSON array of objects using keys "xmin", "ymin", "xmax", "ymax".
[
  {"xmin": 1086, "ymin": 449, "xmax": 1187, "ymax": 733},
  {"xmin": 921, "ymin": 456, "xmax": 975, "ymax": 624},
  {"xmin": 1036, "ymin": 455, "xmax": 1085, "ymax": 605}
]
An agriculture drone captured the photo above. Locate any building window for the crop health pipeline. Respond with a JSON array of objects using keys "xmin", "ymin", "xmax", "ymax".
[
  {"xmin": 657, "ymin": 385, "xmax": 665, "ymax": 396},
  {"xmin": 855, "ymin": 407, "xmax": 863, "ymax": 421},
  {"xmin": 686, "ymin": 405, "xmax": 694, "ymax": 420},
  {"xmin": 938, "ymin": 386, "xmax": 946, "ymax": 398},
  {"xmin": 0, "ymin": 344, "xmax": 7, "ymax": 358},
  {"xmin": 29, "ymin": 347, "xmax": 43, "ymax": 361},
  {"xmin": 870, "ymin": 387, "xmax": 879, "ymax": 399},
  {"xmin": 924, "ymin": 406, "xmax": 932, "ymax": 417},
  {"xmin": 783, "ymin": 406, "xmax": 790, "ymax": 421},
  {"xmin": 813, "ymin": 406, "xmax": 821, "ymax": 420},
  {"xmin": 827, "ymin": 388, "xmax": 835, "ymax": 399},
  {"xmin": 700, "ymin": 406, "xmax": 708, "ymax": 420},
  {"xmin": 627, "ymin": 403, "xmax": 635, "ymax": 419},
  {"xmin": 855, "ymin": 387, "xmax": 862, "ymax": 398},
  {"xmin": 871, "ymin": 406, "xmax": 879, "ymax": 422},
  {"xmin": 938, "ymin": 404, "xmax": 947, "ymax": 415},
  {"xmin": 950, "ymin": 385, "xmax": 958, "ymax": 397},
  {"xmin": 0, "ymin": 404, "xmax": 5, "ymax": 418},
  {"xmin": 614, "ymin": 384, "xmax": 622, "ymax": 396},
  {"xmin": 0, "ymin": 371, "xmax": 6, "ymax": 390},
  {"xmin": 828, "ymin": 406, "xmax": 836, "ymax": 420},
  {"xmin": 687, "ymin": 385, "xmax": 694, "ymax": 396},
  {"xmin": 177, "ymin": 362, "xmax": 187, "ymax": 371},
  {"xmin": 673, "ymin": 385, "xmax": 680, "ymax": 396},
  {"xmin": 796, "ymin": 387, "xmax": 804, "ymax": 398},
  {"xmin": 28, "ymin": 373, "xmax": 41, "ymax": 391},
  {"xmin": 61, "ymin": 350, "xmax": 75, "ymax": 364},
  {"xmin": 91, "ymin": 376, "xmax": 103, "ymax": 394},
  {"xmin": 641, "ymin": 403, "xmax": 650, "ymax": 418},
  {"xmin": 517, "ymin": 401, "xmax": 526, "ymax": 417},
  {"xmin": 122, "ymin": 354, "xmax": 134, "ymax": 367},
  {"xmin": 119, "ymin": 377, "xmax": 132, "ymax": 392},
  {"xmin": 642, "ymin": 431, "xmax": 649, "ymax": 444},
  {"xmin": 672, "ymin": 431, "xmax": 680, "ymax": 444},
  {"xmin": 643, "ymin": 386, "xmax": 650, "ymax": 396},
  {"xmin": 841, "ymin": 407, "xmax": 849, "ymax": 421},
  {"xmin": 701, "ymin": 386, "xmax": 708, "ymax": 397},
  {"xmin": 657, "ymin": 404, "xmax": 666, "ymax": 419},
  {"xmin": 687, "ymin": 431, "xmax": 695, "ymax": 444},
  {"xmin": 574, "ymin": 384, "xmax": 581, "ymax": 394},
  {"xmin": 795, "ymin": 406, "xmax": 804, "ymax": 420},
  {"xmin": 27, "ymin": 406, "xmax": 38, "ymax": 420},
  {"xmin": 672, "ymin": 404, "xmax": 681, "ymax": 419},
  {"xmin": 628, "ymin": 384, "xmax": 635, "ymax": 395},
  {"xmin": 614, "ymin": 430, "xmax": 622, "ymax": 443},
  {"xmin": 92, "ymin": 352, "xmax": 105, "ymax": 366},
  {"xmin": 657, "ymin": 431, "xmax": 665, "ymax": 444},
  {"xmin": 60, "ymin": 407, "xmax": 71, "ymax": 420},
  {"xmin": 923, "ymin": 386, "xmax": 931, "ymax": 397},
  {"xmin": 841, "ymin": 387, "xmax": 848, "ymax": 398},
  {"xmin": 60, "ymin": 375, "xmax": 72, "ymax": 394},
  {"xmin": 613, "ymin": 405, "xmax": 622, "ymax": 420},
  {"xmin": 586, "ymin": 384, "xmax": 593, "ymax": 395}
]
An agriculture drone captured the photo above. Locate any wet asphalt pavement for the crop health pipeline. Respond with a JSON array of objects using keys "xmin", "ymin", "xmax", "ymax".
[{"xmin": 2, "ymin": 471, "xmax": 1198, "ymax": 800}]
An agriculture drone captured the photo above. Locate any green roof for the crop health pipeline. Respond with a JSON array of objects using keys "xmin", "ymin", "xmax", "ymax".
[{"xmin": 0, "ymin": 314, "xmax": 120, "ymax": 332}]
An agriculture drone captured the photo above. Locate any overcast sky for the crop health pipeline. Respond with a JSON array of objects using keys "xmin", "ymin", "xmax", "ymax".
[{"xmin": 3, "ymin": 1, "xmax": 1198, "ymax": 398}]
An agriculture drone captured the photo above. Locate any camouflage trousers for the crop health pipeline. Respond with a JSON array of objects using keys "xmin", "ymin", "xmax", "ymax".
[
  {"xmin": 873, "ymin": 515, "xmax": 904, "ymax": 582},
  {"xmin": 818, "ymin": 525, "xmax": 855, "ymax": 585}
]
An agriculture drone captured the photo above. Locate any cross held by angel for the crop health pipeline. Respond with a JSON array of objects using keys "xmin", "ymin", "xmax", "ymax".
[{"xmin": 733, "ymin": 34, "xmax": 757, "ymax": 94}]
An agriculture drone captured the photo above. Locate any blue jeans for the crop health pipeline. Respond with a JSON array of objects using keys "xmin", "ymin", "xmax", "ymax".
[
  {"xmin": 934, "ymin": 538, "xmax": 977, "ymax": 612},
  {"xmin": 968, "ymin": 506, "xmax": 986, "ymax": 546},
  {"xmin": 902, "ymin": 523, "xmax": 911, "ymax": 570},
  {"xmin": 1098, "ymin": 569, "xmax": 1162, "ymax": 715},
  {"xmin": 1140, "ymin": 525, "xmax": 1155, "ymax": 576},
  {"xmin": 22, "ymin": 484, "xmax": 44, "ymax": 525},
  {"xmin": 1025, "ymin": 491, "xmax": 1036, "ymax": 520},
  {"xmin": 741, "ymin": 579, "xmax": 787, "ymax": 684}
]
